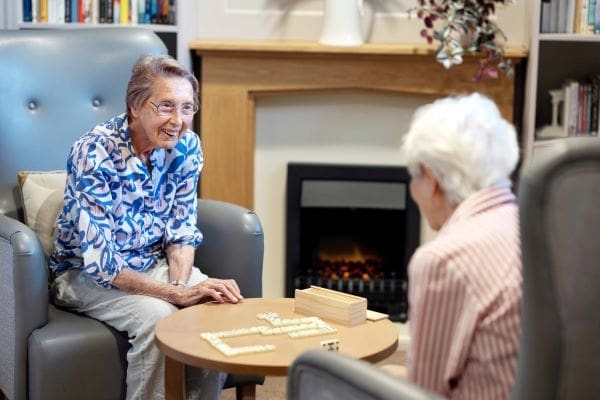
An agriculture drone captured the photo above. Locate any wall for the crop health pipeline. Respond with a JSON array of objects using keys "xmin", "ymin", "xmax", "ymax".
[
  {"xmin": 192, "ymin": 1, "xmax": 529, "ymax": 298},
  {"xmin": 193, "ymin": 0, "xmax": 528, "ymax": 46}
]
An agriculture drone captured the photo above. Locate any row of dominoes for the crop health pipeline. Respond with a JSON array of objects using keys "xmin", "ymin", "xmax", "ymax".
[
  {"xmin": 201, "ymin": 333, "xmax": 276, "ymax": 357},
  {"xmin": 199, "ymin": 311, "xmax": 338, "ymax": 356},
  {"xmin": 200, "ymin": 320, "xmax": 332, "ymax": 339},
  {"xmin": 257, "ymin": 312, "xmax": 320, "ymax": 327},
  {"xmin": 201, "ymin": 326, "xmax": 266, "ymax": 339},
  {"xmin": 288, "ymin": 325, "xmax": 337, "ymax": 338}
]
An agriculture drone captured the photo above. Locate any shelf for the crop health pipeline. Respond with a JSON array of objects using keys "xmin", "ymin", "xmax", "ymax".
[
  {"xmin": 189, "ymin": 39, "xmax": 528, "ymax": 59},
  {"xmin": 539, "ymin": 33, "xmax": 600, "ymax": 42},
  {"xmin": 18, "ymin": 22, "xmax": 177, "ymax": 32}
]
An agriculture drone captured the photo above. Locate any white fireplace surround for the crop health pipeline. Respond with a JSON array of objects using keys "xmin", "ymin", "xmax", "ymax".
[{"xmin": 254, "ymin": 91, "xmax": 437, "ymax": 299}]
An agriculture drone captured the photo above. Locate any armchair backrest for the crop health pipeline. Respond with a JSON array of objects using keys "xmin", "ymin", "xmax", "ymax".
[
  {"xmin": 512, "ymin": 138, "xmax": 600, "ymax": 399},
  {"xmin": 287, "ymin": 349, "xmax": 445, "ymax": 400},
  {"xmin": 0, "ymin": 28, "xmax": 167, "ymax": 220},
  {"xmin": 0, "ymin": 28, "xmax": 166, "ymax": 400}
]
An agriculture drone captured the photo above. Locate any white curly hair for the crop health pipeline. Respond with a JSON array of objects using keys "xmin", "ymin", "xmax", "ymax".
[{"xmin": 402, "ymin": 93, "xmax": 520, "ymax": 206}]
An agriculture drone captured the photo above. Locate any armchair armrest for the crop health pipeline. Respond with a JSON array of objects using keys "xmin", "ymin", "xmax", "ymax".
[
  {"xmin": 194, "ymin": 199, "xmax": 264, "ymax": 298},
  {"xmin": 0, "ymin": 214, "xmax": 49, "ymax": 400}
]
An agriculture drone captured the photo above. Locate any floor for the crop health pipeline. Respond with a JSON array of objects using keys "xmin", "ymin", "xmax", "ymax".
[{"xmin": 220, "ymin": 350, "xmax": 406, "ymax": 400}]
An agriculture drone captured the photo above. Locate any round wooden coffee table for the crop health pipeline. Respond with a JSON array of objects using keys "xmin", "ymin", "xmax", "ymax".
[{"xmin": 155, "ymin": 297, "xmax": 399, "ymax": 399}]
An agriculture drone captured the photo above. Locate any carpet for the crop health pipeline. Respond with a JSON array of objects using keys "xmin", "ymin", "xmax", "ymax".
[{"xmin": 220, "ymin": 350, "xmax": 406, "ymax": 400}]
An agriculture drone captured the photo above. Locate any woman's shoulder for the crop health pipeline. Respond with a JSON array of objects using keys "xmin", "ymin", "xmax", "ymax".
[{"xmin": 70, "ymin": 115, "xmax": 128, "ymax": 160}]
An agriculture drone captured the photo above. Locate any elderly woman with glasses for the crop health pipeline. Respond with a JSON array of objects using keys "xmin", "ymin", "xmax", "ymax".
[
  {"xmin": 381, "ymin": 93, "xmax": 522, "ymax": 400},
  {"xmin": 49, "ymin": 55, "xmax": 240, "ymax": 400}
]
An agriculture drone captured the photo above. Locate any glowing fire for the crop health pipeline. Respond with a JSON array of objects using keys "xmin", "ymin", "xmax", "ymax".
[{"xmin": 314, "ymin": 243, "xmax": 383, "ymax": 281}]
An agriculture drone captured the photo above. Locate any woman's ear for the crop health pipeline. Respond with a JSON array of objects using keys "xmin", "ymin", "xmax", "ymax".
[{"xmin": 421, "ymin": 167, "xmax": 439, "ymax": 197}]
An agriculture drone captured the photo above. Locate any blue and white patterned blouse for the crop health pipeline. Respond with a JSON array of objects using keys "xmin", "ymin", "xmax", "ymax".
[{"xmin": 49, "ymin": 113, "xmax": 203, "ymax": 288}]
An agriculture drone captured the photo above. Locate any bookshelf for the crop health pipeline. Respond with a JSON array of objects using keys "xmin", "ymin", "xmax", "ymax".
[
  {"xmin": 8, "ymin": 0, "xmax": 197, "ymax": 69},
  {"xmin": 524, "ymin": 0, "xmax": 600, "ymax": 164}
]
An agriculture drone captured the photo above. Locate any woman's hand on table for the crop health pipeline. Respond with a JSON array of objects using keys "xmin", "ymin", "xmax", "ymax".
[{"xmin": 172, "ymin": 278, "xmax": 243, "ymax": 307}]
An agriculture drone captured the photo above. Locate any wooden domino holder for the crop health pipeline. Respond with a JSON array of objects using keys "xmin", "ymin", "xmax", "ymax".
[{"xmin": 294, "ymin": 286, "xmax": 367, "ymax": 327}]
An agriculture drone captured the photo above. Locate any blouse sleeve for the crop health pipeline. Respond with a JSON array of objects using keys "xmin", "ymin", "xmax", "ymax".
[
  {"xmin": 406, "ymin": 248, "xmax": 479, "ymax": 396},
  {"xmin": 68, "ymin": 140, "xmax": 129, "ymax": 287},
  {"xmin": 163, "ymin": 131, "xmax": 203, "ymax": 248}
]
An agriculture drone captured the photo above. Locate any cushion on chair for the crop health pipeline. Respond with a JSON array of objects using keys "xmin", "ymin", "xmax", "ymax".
[{"xmin": 17, "ymin": 171, "xmax": 66, "ymax": 257}]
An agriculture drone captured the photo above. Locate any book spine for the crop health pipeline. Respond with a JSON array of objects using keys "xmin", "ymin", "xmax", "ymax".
[
  {"xmin": 98, "ymin": 0, "xmax": 105, "ymax": 22},
  {"xmin": 574, "ymin": 0, "xmax": 583, "ymax": 32},
  {"xmin": 112, "ymin": 0, "xmax": 119, "ymax": 23},
  {"xmin": 77, "ymin": 0, "xmax": 83, "ymax": 22},
  {"xmin": 151, "ymin": 0, "xmax": 157, "ymax": 23},
  {"xmin": 65, "ymin": 0, "xmax": 72, "ymax": 22},
  {"xmin": 168, "ymin": 0, "xmax": 174, "ymax": 24},
  {"xmin": 31, "ymin": 0, "xmax": 39, "ymax": 21},
  {"xmin": 570, "ymin": 81, "xmax": 580, "ymax": 136},
  {"xmin": 90, "ymin": 0, "xmax": 100, "ymax": 24},
  {"xmin": 590, "ymin": 77, "xmax": 599, "ymax": 135},
  {"xmin": 130, "ymin": 0, "xmax": 137, "ymax": 23},
  {"xmin": 107, "ymin": 0, "xmax": 113, "ymax": 23},
  {"xmin": 588, "ymin": 0, "xmax": 598, "ymax": 32},
  {"xmin": 120, "ymin": 0, "xmax": 128, "ymax": 23},
  {"xmin": 71, "ymin": 0, "xmax": 78, "ymax": 22},
  {"xmin": 143, "ymin": 0, "xmax": 150, "ymax": 23},
  {"xmin": 23, "ymin": 0, "xmax": 33, "ymax": 22}
]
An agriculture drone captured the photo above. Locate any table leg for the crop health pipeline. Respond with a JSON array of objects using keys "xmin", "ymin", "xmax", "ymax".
[
  {"xmin": 165, "ymin": 355, "xmax": 185, "ymax": 400},
  {"xmin": 236, "ymin": 383, "xmax": 257, "ymax": 400}
]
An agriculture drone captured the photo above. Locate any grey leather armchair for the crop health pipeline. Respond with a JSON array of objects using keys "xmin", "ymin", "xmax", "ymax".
[
  {"xmin": 0, "ymin": 28, "xmax": 264, "ymax": 400},
  {"xmin": 511, "ymin": 137, "xmax": 600, "ymax": 399},
  {"xmin": 287, "ymin": 349, "xmax": 445, "ymax": 400}
]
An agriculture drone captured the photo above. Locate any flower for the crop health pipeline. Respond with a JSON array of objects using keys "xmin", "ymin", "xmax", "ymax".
[{"xmin": 411, "ymin": 0, "xmax": 515, "ymax": 80}]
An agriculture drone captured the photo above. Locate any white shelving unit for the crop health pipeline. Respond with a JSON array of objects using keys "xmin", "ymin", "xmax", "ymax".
[
  {"xmin": 5, "ymin": 1, "xmax": 197, "ymax": 69},
  {"xmin": 523, "ymin": 0, "xmax": 600, "ymax": 165}
]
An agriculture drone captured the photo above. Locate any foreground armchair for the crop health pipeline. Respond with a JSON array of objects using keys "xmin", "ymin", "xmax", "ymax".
[
  {"xmin": 288, "ymin": 349, "xmax": 445, "ymax": 400},
  {"xmin": 0, "ymin": 28, "xmax": 264, "ymax": 400},
  {"xmin": 512, "ymin": 138, "xmax": 600, "ymax": 399}
]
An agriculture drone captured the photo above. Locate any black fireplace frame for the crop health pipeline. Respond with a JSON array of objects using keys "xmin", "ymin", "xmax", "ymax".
[{"xmin": 285, "ymin": 162, "xmax": 421, "ymax": 305}]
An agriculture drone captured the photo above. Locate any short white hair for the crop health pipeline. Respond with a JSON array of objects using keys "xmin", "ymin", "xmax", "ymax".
[{"xmin": 402, "ymin": 93, "xmax": 519, "ymax": 205}]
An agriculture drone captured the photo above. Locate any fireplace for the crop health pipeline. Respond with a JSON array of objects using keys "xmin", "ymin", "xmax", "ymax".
[{"xmin": 286, "ymin": 163, "xmax": 420, "ymax": 322}]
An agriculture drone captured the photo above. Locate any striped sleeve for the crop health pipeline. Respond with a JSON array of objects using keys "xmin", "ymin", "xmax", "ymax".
[{"xmin": 406, "ymin": 248, "xmax": 480, "ymax": 396}]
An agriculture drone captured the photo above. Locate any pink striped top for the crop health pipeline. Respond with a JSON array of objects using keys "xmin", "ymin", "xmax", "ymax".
[{"xmin": 406, "ymin": 185, "xmax": 522, "ymax": 400}]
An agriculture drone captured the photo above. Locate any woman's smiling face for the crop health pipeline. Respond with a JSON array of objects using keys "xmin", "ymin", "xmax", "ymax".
[{"xmin": 130, "ymin": 76, "xmax": 195, "ymax": 154}]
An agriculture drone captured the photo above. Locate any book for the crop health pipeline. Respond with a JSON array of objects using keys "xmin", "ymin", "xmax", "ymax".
[
  {"xmin": 550, "ymin": 0, "xmax": 560, "ymax": 32},
  {"xmin": 78, "ymin": 0, "xmax": 84, "ymax": 22},
  {"xmin": 23, "ymin": 0, "xmax": 33, "ymax": 22},
  {"xmin": 589, "ymin": 75, "xmax": 599, "ymax": 135},
  {"xmin": 589, "ymin": 0, "xmax": 598, "ymax": 32},
  {"xmin": 112, "ymin": 0, "xmax": 119, "ymax": 23},
  {"xmin": 541, "ymin": 0, "xmax": 552, "ymax": 33},
  {"xmin": 558, "ymin": 0, "xmax": 568, "ymax": 32},
  {"xmin": 65, "ymin": 0, "xmax": 72, "ymax": 22},
  {"xmin": 595, "ymin": 0, "xmax": 600, "ymax": 32},
  {"xmin": 566, "ymin": 0, "xmax": 576, "ymax": 32},
  {"xmin": 70, "ymin": 0, "xmax": 78, "ymax": 23},
  {"xmin": 31, "ymin": 0, "xmax": 39, "ymax": 22},
  {"xmin": 120, "ymin": 0, "xmax": 129, "ymax": 24},
  {"xmin": 564, "ymin": 79, "xmax": 579, "ymax": 136},
  {"xmin": 130, "ymin": 0, "xmax": 138, "ymax": 23},
  {"xmin": 580, "ymin": 0, "xmax": 591, "ymax": 34}
]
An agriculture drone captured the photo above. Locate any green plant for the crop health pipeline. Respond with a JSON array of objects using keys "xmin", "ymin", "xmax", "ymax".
[{"xmin": 412, "ymin": 0, "xmax": 515, "ymax": 80}]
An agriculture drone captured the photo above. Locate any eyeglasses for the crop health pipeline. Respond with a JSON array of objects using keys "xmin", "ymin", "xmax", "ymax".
[{"xmin": 148, "ymin": 100, "xmax": 199, "ymax": 116}]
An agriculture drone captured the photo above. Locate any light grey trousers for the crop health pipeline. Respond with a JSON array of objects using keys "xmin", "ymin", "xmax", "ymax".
[{"xmin": 52, "ymin": 261, "xmax": 227, "ymax": 400}]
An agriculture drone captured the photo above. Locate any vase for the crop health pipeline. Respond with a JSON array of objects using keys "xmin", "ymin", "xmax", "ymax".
[{"xmin": 318, "ymin": 0, "xmax": 364, "ymax": 47}]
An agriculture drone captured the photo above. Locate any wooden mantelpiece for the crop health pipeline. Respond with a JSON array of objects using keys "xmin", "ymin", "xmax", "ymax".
[{"xmin": 190, "ymin": 40, "xmax": 528, "ymax": 209}]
